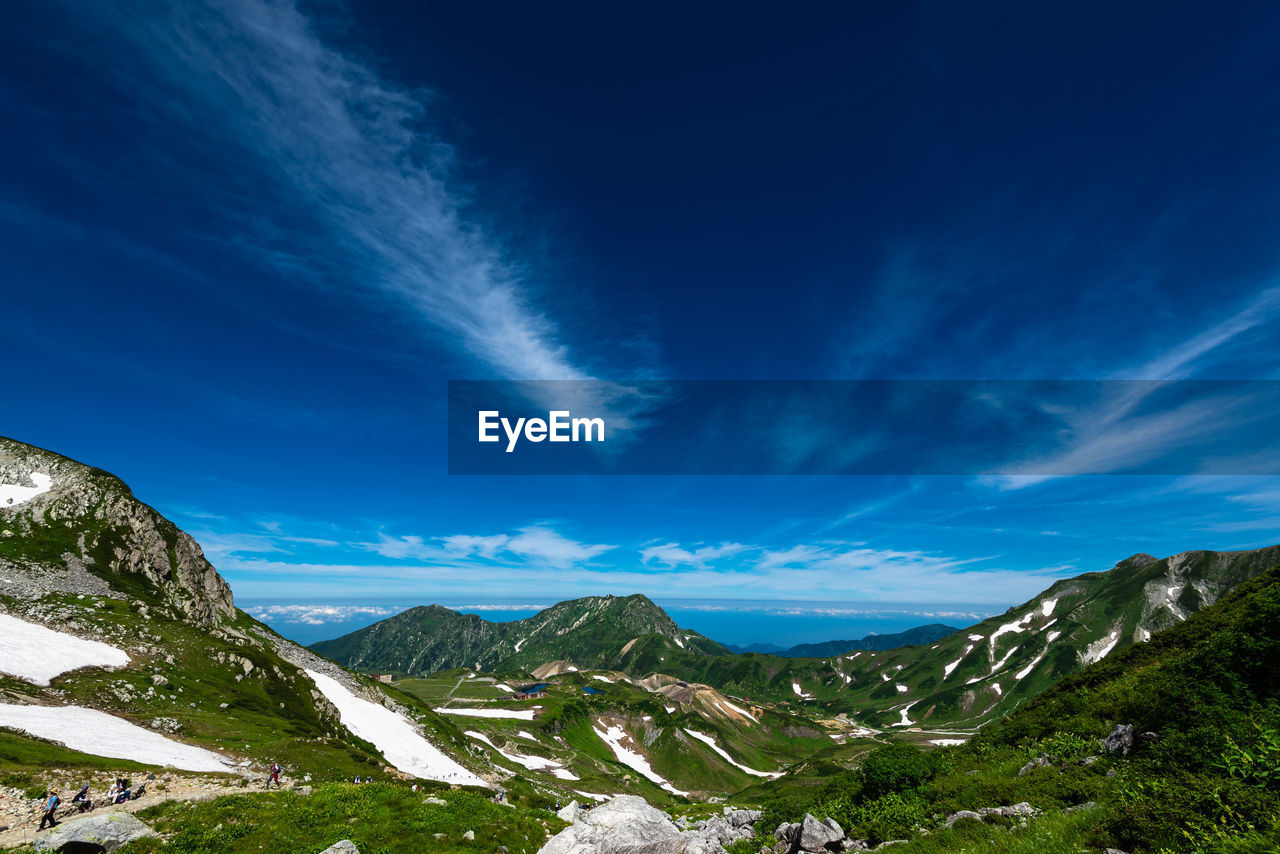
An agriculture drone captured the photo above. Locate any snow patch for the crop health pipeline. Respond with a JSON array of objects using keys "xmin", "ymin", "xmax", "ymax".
[
  {"xmin": 1082, "ymin": 631, "xmax": 1121, "ymax": 665},
  {"xmin": 308, "ymin": 670, "xmax": 485, "ymax": 785},
  {"xmin": 895, "ymin": 684, "xmax": 909, "ymax": 694},
  {"xmin": 0, "ymin": 613, "xmax": 131, "ymax": 686},
  {"xmin": 892, "ymin": 702, "xmax": 918, "ymax": 727},
  {"xmin": 1041, "ymin": 598, "xmax": 1057, "ymax": 617},
  {"xmin": 593, "ymin": 674, "xmax": 615, "ymax": 684},
  {"xmin": 1014, "ymin": 650, "xmax": 1045, "ymax": 681},
  {"xmin": 434, "ymin": 707, "xmax": 536, "ymax": 720},
  {"xmin": 943, "ymin": 644, "xmax": 974, "ymax": 679},
  {"xmin": 593, "ymin": 723, "xmax": 687, "ymax": 795},
  {"xmin": 683, "ymin": 729, "xmax": 781, "ymax": 779},
  {"xmin": 0, "ymin": 703, "xmax": 230, "ymax": 772},
  {"xmin": 931, "ymin": 738, "xmax": 966, "ymax": 746},
  {"xmin": 0, "ymin": 472, "xmax": 52, "ymax": 507},
  {"xmin": 967, "ymin": 634, "xmax": 984, "ymax": 641},
  {"xmin": 465, "ymin": 730, "xmax": 566, "ymax": 774},
  {"xmin": 494, "ymin": 683, "xmax": 515, "ymax": 693}
]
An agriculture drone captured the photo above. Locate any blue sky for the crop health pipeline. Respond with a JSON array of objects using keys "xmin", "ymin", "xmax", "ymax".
[{"xmin": 4, "ymin": 1, "xmax": 1280, "ymax": 646}]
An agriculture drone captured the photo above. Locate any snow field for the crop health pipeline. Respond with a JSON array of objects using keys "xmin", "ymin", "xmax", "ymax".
[
  {"xmin": 0, "ymin": 703, "xmax": 231, "ymax": 772},
  {"xmin": 306, "ymin": 669, "xmax": 485, "ymax": 786},
  {"xmin": 0, "ymin": 613, "xmax": 131, "ymax": 686}
]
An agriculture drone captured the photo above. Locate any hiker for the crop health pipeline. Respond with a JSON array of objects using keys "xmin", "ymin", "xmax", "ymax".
[
  {"xmin": 105, "ymin": 780, "xmax": 120, "ymax": 803},
  {"xmin": 39, "ymin": 789, "xmax": 60, "ymax": 830},
  {"xmin": 72, "ymin": 784, "xmax": 93, "ymax": 813},
  {"xmin": 264, "ymin": 762, "xmax": 282, "ymax": 789}
]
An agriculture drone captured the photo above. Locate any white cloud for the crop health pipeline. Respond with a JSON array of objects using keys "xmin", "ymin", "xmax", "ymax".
[
  {"xmin": 639, "ymin": 542, "xmax": 748, "ymax": 568},
  {"xmin": 505, "ymin": 526, "xmax": 615, "ymax": 566},
  {"xmin": 245, "ymin": 604, "xmax": 404, "ymax": 625},
  {"xmin": 353, "ymin": 525, "xmax": 611, "ymax": 568}
]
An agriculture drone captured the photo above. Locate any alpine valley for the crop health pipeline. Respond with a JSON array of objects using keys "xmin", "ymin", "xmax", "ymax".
[{"xmin": 2, "ymin": 436, "xmax": 1279, "ymax": 853}]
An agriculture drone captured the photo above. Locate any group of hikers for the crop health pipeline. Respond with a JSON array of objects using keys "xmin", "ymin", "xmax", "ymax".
[{"xmin": 38, "ymin": 779, "xmax": 146, "ymax": 830}]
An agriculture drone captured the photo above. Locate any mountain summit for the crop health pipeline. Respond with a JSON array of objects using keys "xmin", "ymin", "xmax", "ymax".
[
  {"xmin": 0, "ymin": 437, "xmax": 233, "ymax": 624},
  {"xmin": 312, "ymin": 593, "xmax": 728, "ymax": 674}
]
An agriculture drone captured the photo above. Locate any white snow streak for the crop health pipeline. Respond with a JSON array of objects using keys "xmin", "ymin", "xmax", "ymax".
[
  {"xmin": 434, "ymin": 707, "xmax": 536, "ymax": 720},
  {"xmin": 683, "ymin": 729, "xmax": 781, "ymax": 778},
  {"xmin": 593, "ymin": 723, "xmax": 687, "ymax": 795}
]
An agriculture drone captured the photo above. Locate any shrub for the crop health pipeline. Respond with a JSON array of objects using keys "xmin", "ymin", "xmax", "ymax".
[{"xmin": 860, "ymin": 744, "xmax": 939, "ymax": 799}]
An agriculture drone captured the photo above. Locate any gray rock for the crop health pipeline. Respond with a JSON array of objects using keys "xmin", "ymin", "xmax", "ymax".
[
  {"xmin": 979, "ymin": 802, "xmax": 1037, "ymax": 818},
  {"xmin": 944, "ymin": 810, "xmax": 984, "ymax": 827},
  {"xmin": 297, "ymin": 785, "xmax": 313, "ymax": 796},
  {"xmin": 557, "ymin": 800, "xmax": 582, "ymax": 823},
  {"xmin": 34, "ymin": 813, "xmax": 160, "ymax": 853},
  {"xmin": 463, "ymin": 830, "xmax": 474, "ymax": 841},
  {"xmin": 775, "ymin": 822, "xmax": 800, "ymax": 842},
  {"xmin": 798, "ymin": 813, "xmax": 842, "ymax": 851},
  {"xmin": 318, "ymin": 842, "xmax": 359, "ymax": 854},
  {"xmin": 1100, "ymin": 724, "xmax": 1135, "ymax": 756},
  {"xmin": 1064, "ymin": 801, "xmax": 1098, "ymax": 813},
  {"xmin": 1017, "ymin": 753, "xmax": 1052, "ymax": 776},
  {"xmin": 728, "ymin": 809, "xmax": 763, "ymax": 828},
  {"xmin": 539, "ymin": 795, "xmax": 688, "ymax": 853}
]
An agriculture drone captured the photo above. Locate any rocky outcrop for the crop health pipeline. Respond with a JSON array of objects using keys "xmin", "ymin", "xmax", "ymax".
[
  {"xmin": 317, "ymin": 841, "xmax": 360, "ymax": 854},
  {"xmin": 1100, "ymin": 724, "xmax": 1135, "ymax": 756},
  {"xmin": 0, "ymin": 438, "xmax": 234, "ymax": 625},
  {"xmin": 33, "ymin": 812, "xmax": 159, "ymax": 852},
  {"xmin": 943, "ymin": 803, "xmax": 1038, "ymax": 827},
  {"xmin": 540, "ymin": 797, "xmax": 763, "ymax": 854},
  {"xmin": 539, "ymin": 795, "xmax": 689, "ymax": 853}
]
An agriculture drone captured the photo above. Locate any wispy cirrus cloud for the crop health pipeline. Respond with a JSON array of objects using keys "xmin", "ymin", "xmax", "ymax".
[{"xmin": 104, "ymin": 0, "xmax": 595, "ymax": 382}]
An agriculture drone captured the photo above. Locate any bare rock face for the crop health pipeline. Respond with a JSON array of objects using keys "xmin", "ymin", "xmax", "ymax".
[{"xmin": 0, "ymin": 437, "xmax": 234, "ymax": 625}]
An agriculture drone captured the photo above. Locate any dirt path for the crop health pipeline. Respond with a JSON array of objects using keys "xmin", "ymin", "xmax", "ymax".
[{"xmin": 0, "ymin": 779, "xmax": 275, "ymax": 849}]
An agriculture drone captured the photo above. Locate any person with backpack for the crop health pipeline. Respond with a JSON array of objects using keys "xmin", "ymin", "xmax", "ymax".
[
  {"xmin": 71, "ymin": 784, "xmax": 92, "ymax": 813},
  {"xmin": 264, "ymin": 762, "xmax": 282, "ymax": 789},
  {"xmin": 39, "ymin": 789, "xmax": 60, "ymax": 830}
]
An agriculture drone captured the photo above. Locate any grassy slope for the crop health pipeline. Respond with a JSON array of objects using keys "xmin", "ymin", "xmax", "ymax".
[
  {"xmin": 8, "ymin": 783, "xmax": 564, "ymax": 854},
  {"xmin": 727, "ymin": 564, "xmax": 1280, "ymax": 853}
]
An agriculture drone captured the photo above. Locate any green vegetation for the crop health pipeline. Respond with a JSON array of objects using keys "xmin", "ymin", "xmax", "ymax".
[
  {"xmin": 317, "ymin": 546, "xmax": 1280, "ymax": 734},
  {"xmin": 6, "ymin": 783, "xmax": 564, "ymax": 854},
  {"xmin": 727, "ymin": 565, "xmax": 1280, "ymax": 853}
]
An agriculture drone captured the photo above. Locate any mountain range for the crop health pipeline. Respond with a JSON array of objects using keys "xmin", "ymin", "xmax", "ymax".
[
  {"xmin": 5, "ymin": 434, "xmax": 1280, "ymax": 852},
  {"xmin": 723, "ymin": 623, "xmax": 961, "ymax": 657},
  {"xmin": 317, "ymin": 542, "xmax": 1280, "ymax": 729}
]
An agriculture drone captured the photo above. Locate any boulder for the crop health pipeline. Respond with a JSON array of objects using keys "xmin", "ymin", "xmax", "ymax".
[
  {"xmin": 1100, "ymin": 724, "xmax": 1135, "ymax": 756},
  {"xmin": 318, "ymin": 842, "xmax": 359, "ymax": 854},
  {"xmin": 797, "ymin": 813, "xmax": 842, "ymax": 851},
  {"xmin": 728, "ymin": 809, "xmax": 762, "ymax": 828},
  {"xmin": 557, "ymin": 800, "xmax": 583, "ymax": 823},
  {"xmin": 539, "ymin": 795, "xmax": 687, "ymax": 854},
  {"xmin": 34, "ymin": 813, "xmax": 159, "ymax": 853}
]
